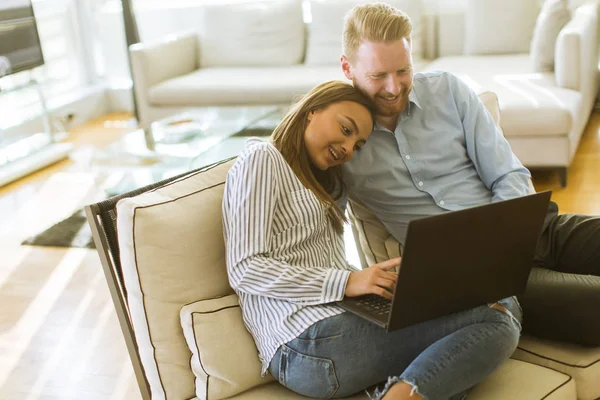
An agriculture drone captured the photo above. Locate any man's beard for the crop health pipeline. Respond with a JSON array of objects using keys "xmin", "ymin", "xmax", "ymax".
[
  {"xmin": 377, "ymin": 91, "xmax": 410, "ymax": 117},
  {"xmin": 353, "ymin": 79, "xmax": 411, "ymax": 118}
]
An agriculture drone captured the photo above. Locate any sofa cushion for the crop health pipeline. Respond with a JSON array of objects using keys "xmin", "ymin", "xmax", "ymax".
[
  {"xmin": 530, "ymin": 0, "xmax": 572, "ymax": 72},
  {"xmin": 513, "ymin": 334, "xmax": 600, "ymax": 400},
  {"xmin": 149, "ymin": 60, "xmax": 432, "ymax": 107},
  {"xmin": 196, "ymin": 0, "xmax": 304, "ymax": 68},
  {"xmin": 180, "ymin": 294, "xmax": 274, "ymax": 400},
  {"xmin": 116, "ymin": 159, "xmax": 237, "ymax": 399},
  {"xmin": 306, "ymin": 0, "xmax": 424, "ymax": 65},
  {"xmin": 425, "ymin": 55, "xmax": 581, "ymax": 137},
  {"xmin": 464, "ymin": 0, "xmax": 539, "ymax": 55},
  {"xmin": 149, "ymin": 66, "xmax": 346, "ymax": 106}
]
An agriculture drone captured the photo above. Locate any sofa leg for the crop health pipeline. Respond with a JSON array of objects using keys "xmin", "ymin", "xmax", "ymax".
[{"xmin": 557, "ymin": 167, "xmax": 567, "ymax": 187}]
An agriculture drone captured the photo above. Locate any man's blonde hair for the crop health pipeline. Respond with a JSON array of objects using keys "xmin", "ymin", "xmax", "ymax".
[{"xmin": 343, "ymin": 2, "xmax": 412, "ymax": 63}]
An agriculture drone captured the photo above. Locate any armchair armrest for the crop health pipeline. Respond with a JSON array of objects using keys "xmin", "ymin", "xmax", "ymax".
[{"xmin": 555, "ymin": 3, "xmax": 599, "ymax": 93}]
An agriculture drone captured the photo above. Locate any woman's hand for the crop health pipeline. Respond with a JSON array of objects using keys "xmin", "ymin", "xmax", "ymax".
[{"xmin": 345, "ymin": 258, "xmax": 401, "ymax": 300}]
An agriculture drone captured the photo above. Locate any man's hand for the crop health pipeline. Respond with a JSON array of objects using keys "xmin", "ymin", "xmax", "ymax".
[{"xmin": 345, "ymin": 258, "xmax": 401, "ymax": 300}]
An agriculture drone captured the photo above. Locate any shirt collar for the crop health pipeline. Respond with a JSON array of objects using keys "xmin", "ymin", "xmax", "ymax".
[{"xmin": 409, "ymin": 88, "xmax": 421, "ymax": 111}]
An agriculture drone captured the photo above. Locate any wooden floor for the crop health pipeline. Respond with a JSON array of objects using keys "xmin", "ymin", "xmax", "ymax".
[{"xmin": 0, "ymin": 111, "xmax": 599, "ymax": 399}]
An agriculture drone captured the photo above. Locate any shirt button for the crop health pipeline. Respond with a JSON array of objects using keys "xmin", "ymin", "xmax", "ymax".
[
  {"xmin": 440, "ymin": 200, "xmax": 445, "ymax": 206},
  {"xmin": 418, "ymin": 181, "xmax": 423, "ymax": 187},
  {"xmin": 405, "ymin": 155, "xmax": 411, "ymax": 160}
]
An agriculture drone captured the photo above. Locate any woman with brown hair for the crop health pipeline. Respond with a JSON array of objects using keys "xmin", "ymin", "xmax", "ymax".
[{"xmin": 222, "ymin": 80, "xmax": 521, "ymax": 400}]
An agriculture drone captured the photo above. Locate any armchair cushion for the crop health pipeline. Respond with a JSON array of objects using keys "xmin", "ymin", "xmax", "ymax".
[
  {"xmin": 180, "ymin": 294, "xmax": 274, "ymax": 400},
  {"xmin": 116, "ymin": 159, "xmax": 237, "ymax": 399},
  {"xmin": 464, "ymin": 0, "xmax": 539, "ymax": 55},
  {"xmin": 197, "ymin": 0, "xmax": 304, "ymax": 68}
]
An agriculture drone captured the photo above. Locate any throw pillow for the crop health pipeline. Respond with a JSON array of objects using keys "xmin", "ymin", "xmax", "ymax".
[
  {"xmin": 197, "ymin": 0, "xmax": 304, "ymax": 68},
  {"xmin": 530, "ymin": 0, "xmax": 571, "ymax": 72},
  {"xmin": 180, "ymin": 294, "xmax": 274, "ymax": 400},
  {"xmin": 306, "ymin": 0, "xmax": 424, "ymax": 65},
  {"xmin": 464, "ymin": 0, "xmax": 540, "ymax": 55}
]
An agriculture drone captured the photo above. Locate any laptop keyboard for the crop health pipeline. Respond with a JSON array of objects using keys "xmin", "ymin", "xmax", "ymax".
[{"xmin": 355, "ymin": 294, "xmax": 392, "ymax": 316}]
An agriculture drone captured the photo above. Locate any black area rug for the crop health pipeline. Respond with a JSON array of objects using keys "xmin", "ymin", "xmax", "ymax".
[{"xmin": 22, "ymin": 208, "xmax": 95, "ymax": 249}]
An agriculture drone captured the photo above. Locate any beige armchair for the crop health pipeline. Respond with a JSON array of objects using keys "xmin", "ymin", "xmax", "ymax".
[{"xmin": 86, "ymin": 155, "xmax": 583, "ymax": 400}]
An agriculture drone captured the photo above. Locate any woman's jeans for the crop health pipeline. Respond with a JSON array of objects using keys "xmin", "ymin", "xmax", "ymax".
[{"xmin": 269, "ymin": 297, "xmax": 522, "ymax": 400}]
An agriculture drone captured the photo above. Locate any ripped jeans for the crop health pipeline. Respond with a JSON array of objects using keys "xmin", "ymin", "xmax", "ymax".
[{"xmin": 268, "ymin": 297, "xmax": 522, "ymax": 400}]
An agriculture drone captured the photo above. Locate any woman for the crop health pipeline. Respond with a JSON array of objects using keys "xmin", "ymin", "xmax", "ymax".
[{"xmin": 222, "ymin": 81, "xmax": 522, "ymax": 400}]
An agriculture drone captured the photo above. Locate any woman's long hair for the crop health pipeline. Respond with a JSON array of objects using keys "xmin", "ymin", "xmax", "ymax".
[{"xmin": 271, "ymin": 80, "xmax": 375, "ymax": 233}]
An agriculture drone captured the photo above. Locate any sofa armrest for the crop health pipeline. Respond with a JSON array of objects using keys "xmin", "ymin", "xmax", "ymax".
[
  {"xmin": 555, "ymin": 3, "xmax": 599, "ymax": 93},
  {"xmin": 130, "ymin": 31, "xmax": 198, "ymax": 89},
  {"xmin": 129, "ymin": 32, "xmax": 198, "ymax": 127}
]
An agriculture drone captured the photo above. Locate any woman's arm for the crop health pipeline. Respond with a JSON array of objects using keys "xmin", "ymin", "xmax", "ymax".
[{"xmin": 223, "ymin": 146, "xmax": 351, "ymax": 305}]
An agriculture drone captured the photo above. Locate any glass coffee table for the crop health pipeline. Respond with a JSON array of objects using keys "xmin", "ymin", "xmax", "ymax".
[{"xmin": 96, "ymin": 105, "xmax": 286, "ymax": 195}]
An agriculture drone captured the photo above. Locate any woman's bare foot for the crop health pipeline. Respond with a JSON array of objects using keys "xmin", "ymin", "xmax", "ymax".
[{"xmin": 381, "ymin": 381, "xmax": 424, "ymax": 400}]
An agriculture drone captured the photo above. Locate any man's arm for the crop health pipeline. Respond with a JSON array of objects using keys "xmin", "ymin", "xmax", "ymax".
[{"xmin": 451, "ymin": 74, "xmax": 532, "ymax": 201}]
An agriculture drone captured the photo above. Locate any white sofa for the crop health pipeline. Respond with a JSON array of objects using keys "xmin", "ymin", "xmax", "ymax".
[
  {"xmin": 129, "ymin": 0, "xmax": 599, "ymax": 186},
  {"xmin": 129, "ymin": 0, "xmax": 434, "ymax": 128},
  {"xmin": 422, "ymin": 1, "xmax": 600, "ymax": 186}
]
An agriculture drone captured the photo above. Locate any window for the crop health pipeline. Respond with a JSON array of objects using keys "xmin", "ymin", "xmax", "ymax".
[
  {"xmin": 0, "ymin": 0, "xmax": 100, "ymax": 130},
  {"xmin": 0, "ymin": 0, "xmax": 103, "ymax": 170}
]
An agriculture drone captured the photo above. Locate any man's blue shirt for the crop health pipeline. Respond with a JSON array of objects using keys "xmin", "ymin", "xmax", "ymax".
[{"xmin": 341, "ymin": 71, "xmax": 531, "ymax": 245}]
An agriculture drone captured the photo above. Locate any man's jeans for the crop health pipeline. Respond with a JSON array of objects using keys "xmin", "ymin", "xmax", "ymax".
[{"xmin": 269, "ymin": 297, "xmax": 522, "ymax": 400}]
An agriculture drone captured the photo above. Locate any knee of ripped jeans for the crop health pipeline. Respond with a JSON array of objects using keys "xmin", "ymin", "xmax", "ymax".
[
  {"xmin": 368, "ymin": 377, "xmax": 424, "ymax": 400},
  {"xmin": 488, "ymin": 302, "xmax": 522, "ymax": 331}
]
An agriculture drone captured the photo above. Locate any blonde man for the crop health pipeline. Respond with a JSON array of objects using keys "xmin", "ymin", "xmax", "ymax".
[{"xmin": 339, "ymin": 2, "xmax": 600, "ymax": 399}]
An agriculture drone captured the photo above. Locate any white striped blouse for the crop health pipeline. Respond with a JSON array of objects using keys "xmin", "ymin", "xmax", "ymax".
[{"xmin": 222, "ymin": 138, "xmax": 356, "ymax": 375}]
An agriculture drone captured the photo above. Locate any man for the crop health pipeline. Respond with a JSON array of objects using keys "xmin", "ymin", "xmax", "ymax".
[{"xmin": 340, "ymin": 2, "xmax": 600, "ymax": 347}]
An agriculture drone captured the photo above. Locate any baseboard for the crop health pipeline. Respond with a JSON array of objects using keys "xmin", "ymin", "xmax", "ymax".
[{"xmin": 0, "ymin": 143, "xmax": 73, "ymax": 188}]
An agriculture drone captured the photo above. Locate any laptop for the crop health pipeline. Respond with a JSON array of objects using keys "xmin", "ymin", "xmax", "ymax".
[{"xmin": 338, "ymin": 191, "xmax": 552, "ymax": 332}]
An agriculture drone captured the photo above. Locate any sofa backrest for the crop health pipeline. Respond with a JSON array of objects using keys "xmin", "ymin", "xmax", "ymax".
[
  {"xmin": 305, "ymin": 0, "xmax": 427, "ymax": 65},
  {"xmin": 436, "ymin": 0, "xmax": 594, "ymax": 58},
  {"xmin": 164, "ymin": 0, "xmax": 430, "ymax": 68},
  {"xmin": 116, "ymin": 159, "xmax": 237, "ymax": 400},
  {"xmin": 195, "ymin": 0, "xmax": 305, "ymax": 68}
]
